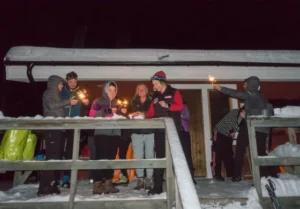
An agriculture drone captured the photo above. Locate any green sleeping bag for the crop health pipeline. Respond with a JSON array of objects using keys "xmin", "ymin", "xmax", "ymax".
[
  {"xmin": 1, "ymin": 130, "xmax": 30, "ymax": 161},
  {"xmin": 22, "ymin": 133, "xmax": 37, "ymax": 160}
]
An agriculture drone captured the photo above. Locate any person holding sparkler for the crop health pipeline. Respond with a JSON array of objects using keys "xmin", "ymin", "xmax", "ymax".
[
  {"xmin": 38, "ymin": 75, "xmax": 78, "ymax": 196},
  {"xmin": 56, "ymin": 71, "xmax": 89, "ymax": 188},
  {"xmin": 129, "ymin": 84, "xmax": 154, "ymax": 190},
  {"xmin": 89, "ymin": 81, "xmax": 122, "ymax": 194}
]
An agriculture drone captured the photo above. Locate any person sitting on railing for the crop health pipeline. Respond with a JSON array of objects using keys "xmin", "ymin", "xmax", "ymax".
[
  {"xmin": 214, "ymin": 76, "xmax": 279, "ymax": 178},
  {"xmin": 89, "ymin": 81, "xmax": 121, "ymax": 195},
  {"xmin": 38, "ymin": 75, "xmax": 78, "ymax": 197},
  {"xmin": 129, "ymin": 83, "xmax": 154, "ymax": 190},
  {"xmin": 132, "ymin": 71, "xmax": 184, "ymax": 195}
]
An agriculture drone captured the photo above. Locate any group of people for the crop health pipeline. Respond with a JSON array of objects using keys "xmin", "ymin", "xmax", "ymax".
[
  {"xmin": 211, "ymin": 76, "xmax": 279, "ymax": 182},
  {"xmin": 38, "ymin": 70, "xmax": 195, "ymax": 197},
  {"xmin": 38, "ymin": 70, "xmax": 279, "ymax": 197}
]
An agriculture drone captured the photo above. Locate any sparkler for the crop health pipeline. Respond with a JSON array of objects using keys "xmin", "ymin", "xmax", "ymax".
[
  {"xmin": 117, "ymin": 99, "xmax": 128, "ymax": 108},
  {"xmin": 77, "ymin": 89, "xmax": 87, "ymax": 100},
  {"xmin": 208, "ymin": 75, "xmax": 216, "ymax": 87}
]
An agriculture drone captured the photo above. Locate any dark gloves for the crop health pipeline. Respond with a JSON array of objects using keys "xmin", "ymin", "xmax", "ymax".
[{"xmin": 103, "ymin": 108, "xmax": 112, "ymax": 115}]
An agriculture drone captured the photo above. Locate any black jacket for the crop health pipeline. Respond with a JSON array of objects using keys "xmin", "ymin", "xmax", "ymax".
[
  {"xmin": 220, "ymin": 76, "xmax": 273, "ymax": 133},
  {"xmin": 130, "ymin": 96, "xmax": 153, "ymax": 134}
]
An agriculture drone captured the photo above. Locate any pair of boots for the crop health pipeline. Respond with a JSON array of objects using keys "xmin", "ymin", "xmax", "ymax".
[
  {"xmin": 55, "ymin": 175, "xmax": 71, "ymax": 188},
  {"xmin": 134, "ymin": 177, "xmax": 152, "ymax": 190},
  {"xmin": 93, "ymin": 179, "xmax": 119, "ymax": 195},
  {"xmin": 37, "ymin": 181, "xmax": 61, "ymax": 197}
]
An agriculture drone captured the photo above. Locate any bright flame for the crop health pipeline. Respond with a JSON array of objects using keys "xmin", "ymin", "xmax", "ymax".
[
  {"xmin": 77, "ymin": 89, "xmax": 87, "ymax": 99},
  {"xmin": 208, "ymin": 75, "xmax": 216, "ymax": 82}
]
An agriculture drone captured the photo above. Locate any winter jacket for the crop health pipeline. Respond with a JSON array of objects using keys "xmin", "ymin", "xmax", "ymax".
[
  {"xmin": 181, "ymin": 104, "xmax": 190, "ymax": 132},
  {"xmin": 43, "ymin": 75, "xmax": 70, "ymax": 117},
  {"xmin": 130, "ymin": 96, "xmax": 153, "ymax": 134},
  {"xmin": 89, "ymin": 81, "xmax": 121, "ymax": 136},
  {"xmin": 145, "ymin": 85, "xmax": 184, "ymax": 132},
  {"xmin": 219, "ymin": 76, "xmax": 273, "ymax": 133},
  {"xmin": 61, "ymin": 85, "xmax": 84, "ymax": 117}
]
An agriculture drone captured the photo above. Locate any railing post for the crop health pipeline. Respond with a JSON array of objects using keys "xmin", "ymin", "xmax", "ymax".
[
  {"xmin": 247, "ymin": 120, "xmax": 262, "ymax": 198},
  {"xmin": 175, "ymin": 179, "xmax": 183, "ymax": 209},
  {"xmin": 166, "ymin": 133, "xmax": 175, "ymax": 209},
  {"xmin": 68, "ymin": 129, "xmax": 80, "ymax": 209}
]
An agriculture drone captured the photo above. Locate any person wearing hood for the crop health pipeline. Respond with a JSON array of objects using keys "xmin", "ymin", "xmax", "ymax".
[
  {"xmin": 38, "ymin": 75, "xmax": 78, "ymax": 196},
  {"xmin": 214, "ymin": 76, "xmax": 278, "ymax": 178},
  {"xmin": 132, "ymin": 71, "xmax": 185, "ymax": 195},
  {"xmin": 57, "ymin": 71, "xmax": 90, "ymax": 188},
  {"xmin": 89, "ymin": 81, "xmax": 121, "ymax": 194},
  {"xmin": 129, "ymin": 83, "xmax": 154, "ymax": 190}
]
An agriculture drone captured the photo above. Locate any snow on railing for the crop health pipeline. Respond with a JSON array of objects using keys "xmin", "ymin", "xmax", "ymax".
[{"xmin": 164, "ymin": 118, "xmax": 202, "ymax": 209}]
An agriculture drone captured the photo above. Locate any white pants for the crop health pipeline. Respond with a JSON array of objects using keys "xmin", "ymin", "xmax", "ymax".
[{"xmin": 131, "ymin": 133, "xmax": 154, "ymax": 178}]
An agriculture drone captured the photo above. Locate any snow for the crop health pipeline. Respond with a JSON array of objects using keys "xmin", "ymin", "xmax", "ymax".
[
  {"xmin": 273, "ymin": 106, "xmax": 300, "ymax": 117},
  {"xmin": 268, "ymin": 142, "xmax": 300, "ymax": 158},
  {"xmin": 6, "ymin": 47, "xmax": 300, "ymax": 83},
  {"xmin": 0, "ymin": 181, "xmax": 166, "ymax": 203},
  {"xmin": 6, "ymin": 46, "xmax": 300, "ymax": 63},
  {"xmin": 164, "ymin": 118, "xmax": 202, "ymax": 209},
  {"xmin": 261, "ymin": 173, "xmax": 300, "ymax": 197},
  {"xmin": 0, "ymin": 114, "xmax": 127, "ymax": 120}
]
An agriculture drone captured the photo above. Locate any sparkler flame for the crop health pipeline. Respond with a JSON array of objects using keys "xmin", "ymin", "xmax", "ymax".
[{"xmin": 77, "ymin": 89, "xmax": 87, "ymax": 99}]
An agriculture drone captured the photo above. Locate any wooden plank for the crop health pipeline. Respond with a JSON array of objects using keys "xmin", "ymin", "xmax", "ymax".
[
  {"xmin": 247, "ymin": 120, "xmax": 262, "ymax": 198},
  {"xmin": 166, "ymin": 135, "xmax": 175, "ymax": 209},
  {"xmin": 12, "ymin": 171, "xmax": 33, "ymax": 186},
  {"xmin": 0, "ymin": 118, "xmax": 165, "ymax": 130},
  {"xmin": 250, "ymin": 117, "xmax": 300, "ymax": 128},
  {"xmin": 69, "ymin": 129, "xmax": 80, "ymax": 209},
  {"xmin": 260, "ymin": 196, "xmax": 300, "ymax": 209},
  {"xmin": 180, "ymin": 89, "xmax": 205, "ymax": 177},
  {"xmin": 0, "ymin": 199, "xmax": 167, "ymax": 209},
  {"xmin": 254, "ymin": 157, "xmax": 300, "ymax": 166},
  {"xmin": 287, "ymin": 128, "xmax": 297, "ymax": 144},
  {"xmin": 1, "ymin": 159, "xmax": 166, "ymax": 171}
]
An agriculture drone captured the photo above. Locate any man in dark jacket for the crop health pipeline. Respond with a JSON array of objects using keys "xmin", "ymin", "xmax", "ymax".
[
  {"xmin": 214, "ymin": 76, "xmax": 278, "ymax": 178},
  {"xmin": 58, "ymin": 71, "xmax": 89, "ymax": 188},
  {"xmin": 38, "ymin": 75, "xmax": 78, "ymax": 196}
]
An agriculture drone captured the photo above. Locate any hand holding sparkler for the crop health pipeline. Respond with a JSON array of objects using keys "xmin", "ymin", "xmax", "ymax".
[
  {"xmin": 117, "ymin": 99, "xmax": 129, "ymax": 108},
  {"xmin": 77, "ymin": 89, "xmax": 89, "ymax": 105},
  {"xmin": 208, "ymin": 75, "xmax": 216, "ymax": 86}
]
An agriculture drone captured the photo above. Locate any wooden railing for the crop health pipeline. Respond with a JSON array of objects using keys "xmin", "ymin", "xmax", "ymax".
[
  {"xmin": 247, "ymin": 116, "xmax": 300, "ymax": 209},
  {"xmin": 0, "ymin": 117, "xmax": 201, "ymax": 209}
]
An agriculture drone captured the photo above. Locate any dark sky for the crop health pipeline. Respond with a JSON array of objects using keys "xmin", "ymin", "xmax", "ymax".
[{"xmin": 1, "ymin": 0, "xmax": 300, "ymax": 116}]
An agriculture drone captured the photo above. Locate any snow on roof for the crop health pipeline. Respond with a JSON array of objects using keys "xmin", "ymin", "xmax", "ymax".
[
  {"xmin": 5, "ymin": 46, "xmax": 300, "ymax": 63},
  {"xmin": 4, "ymin": 46, "xmax": 300, "ymax": 82}
]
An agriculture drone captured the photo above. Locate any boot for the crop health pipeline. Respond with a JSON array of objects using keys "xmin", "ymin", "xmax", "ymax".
[
  {"xmin": 37, "ymin": 183, "xmax": 61, "ymax": 197},
  {"xmin": 105, "ymin": 179, "xmax": 119, "ymax": 193},
  {"xmin": 148, "ymin": 181, "xmax": 163, "ymax": 195},
  {"xmin": 213, "ymin": 175, "xmax": 225, "ymax": 181},
  {"xmin": 61, "ymin": 181, "xmax": 70, "ymax": 188},
  {"xmin": 232, "ymin": 176, "xmax": 242, "ymax": 182},
  {"xmin": 134, "ymin": 178, "xmax": 144, "ymax": 190},
  {"xmin": 93, "ymin": 181, "xmax": 108, "ymax": 195},
  {"xmin": 144, "ymin": 178, "xmax": 152, "ymax": 190},
  {"xmin": 112, "ymin": 175, "xmax": 129, "ymax": 186}
]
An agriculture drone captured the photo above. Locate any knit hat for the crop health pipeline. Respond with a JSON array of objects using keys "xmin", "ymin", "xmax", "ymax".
[
  {"xmin": 244, "ymin": 76, "xmax": 260, "ymax": 91},
  {"xmin": 151, "ymin": 71, "xmax": 166, "ymax": 81}
]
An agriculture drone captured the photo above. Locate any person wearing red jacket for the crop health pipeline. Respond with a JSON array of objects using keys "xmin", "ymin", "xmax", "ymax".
[{"xmin": 132, "ymin": 71, "xmax": 185, "ymax": 195}]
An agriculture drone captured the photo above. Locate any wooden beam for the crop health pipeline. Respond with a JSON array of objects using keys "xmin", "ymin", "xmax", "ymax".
[
  {"xmin": 69, "ymin": 129, "xmax": 80, "ymax": 209},
  {"xmin": 1, "ymin": 159, "xmax": 166, "ymax": 171},
  {"xmin": 0, "ymin": 118, "xmax": 165, "ymax": 130},
  {"xmin": 254, "ymin": 157, "xmax": 300, "ymax": 166},
  {"xmin": 250, "ymin": 117, "xmax": 300, "ymax": 128},
  {"xmin": 0, "ymin": 199, "xmax": 167, "ymax": 209},
  {"xmin": 13, "ymin": 171, "xmax": 33, "ymax": 186}
]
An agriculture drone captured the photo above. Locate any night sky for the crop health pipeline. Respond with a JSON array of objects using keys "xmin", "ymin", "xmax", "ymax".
[{"xmin": 1, "ymin": 0, "xmax": 300, "ymax": 116}]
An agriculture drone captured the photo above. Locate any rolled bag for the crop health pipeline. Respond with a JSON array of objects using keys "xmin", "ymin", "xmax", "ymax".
[{"xmin": 0, "ymin": 130, "xmax": 37, "ymax": 161}]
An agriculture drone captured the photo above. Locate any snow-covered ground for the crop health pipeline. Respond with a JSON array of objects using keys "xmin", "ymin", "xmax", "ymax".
[{"xmin": 1, "ymin": 173, "xmax": 300, "ymax": 208}]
